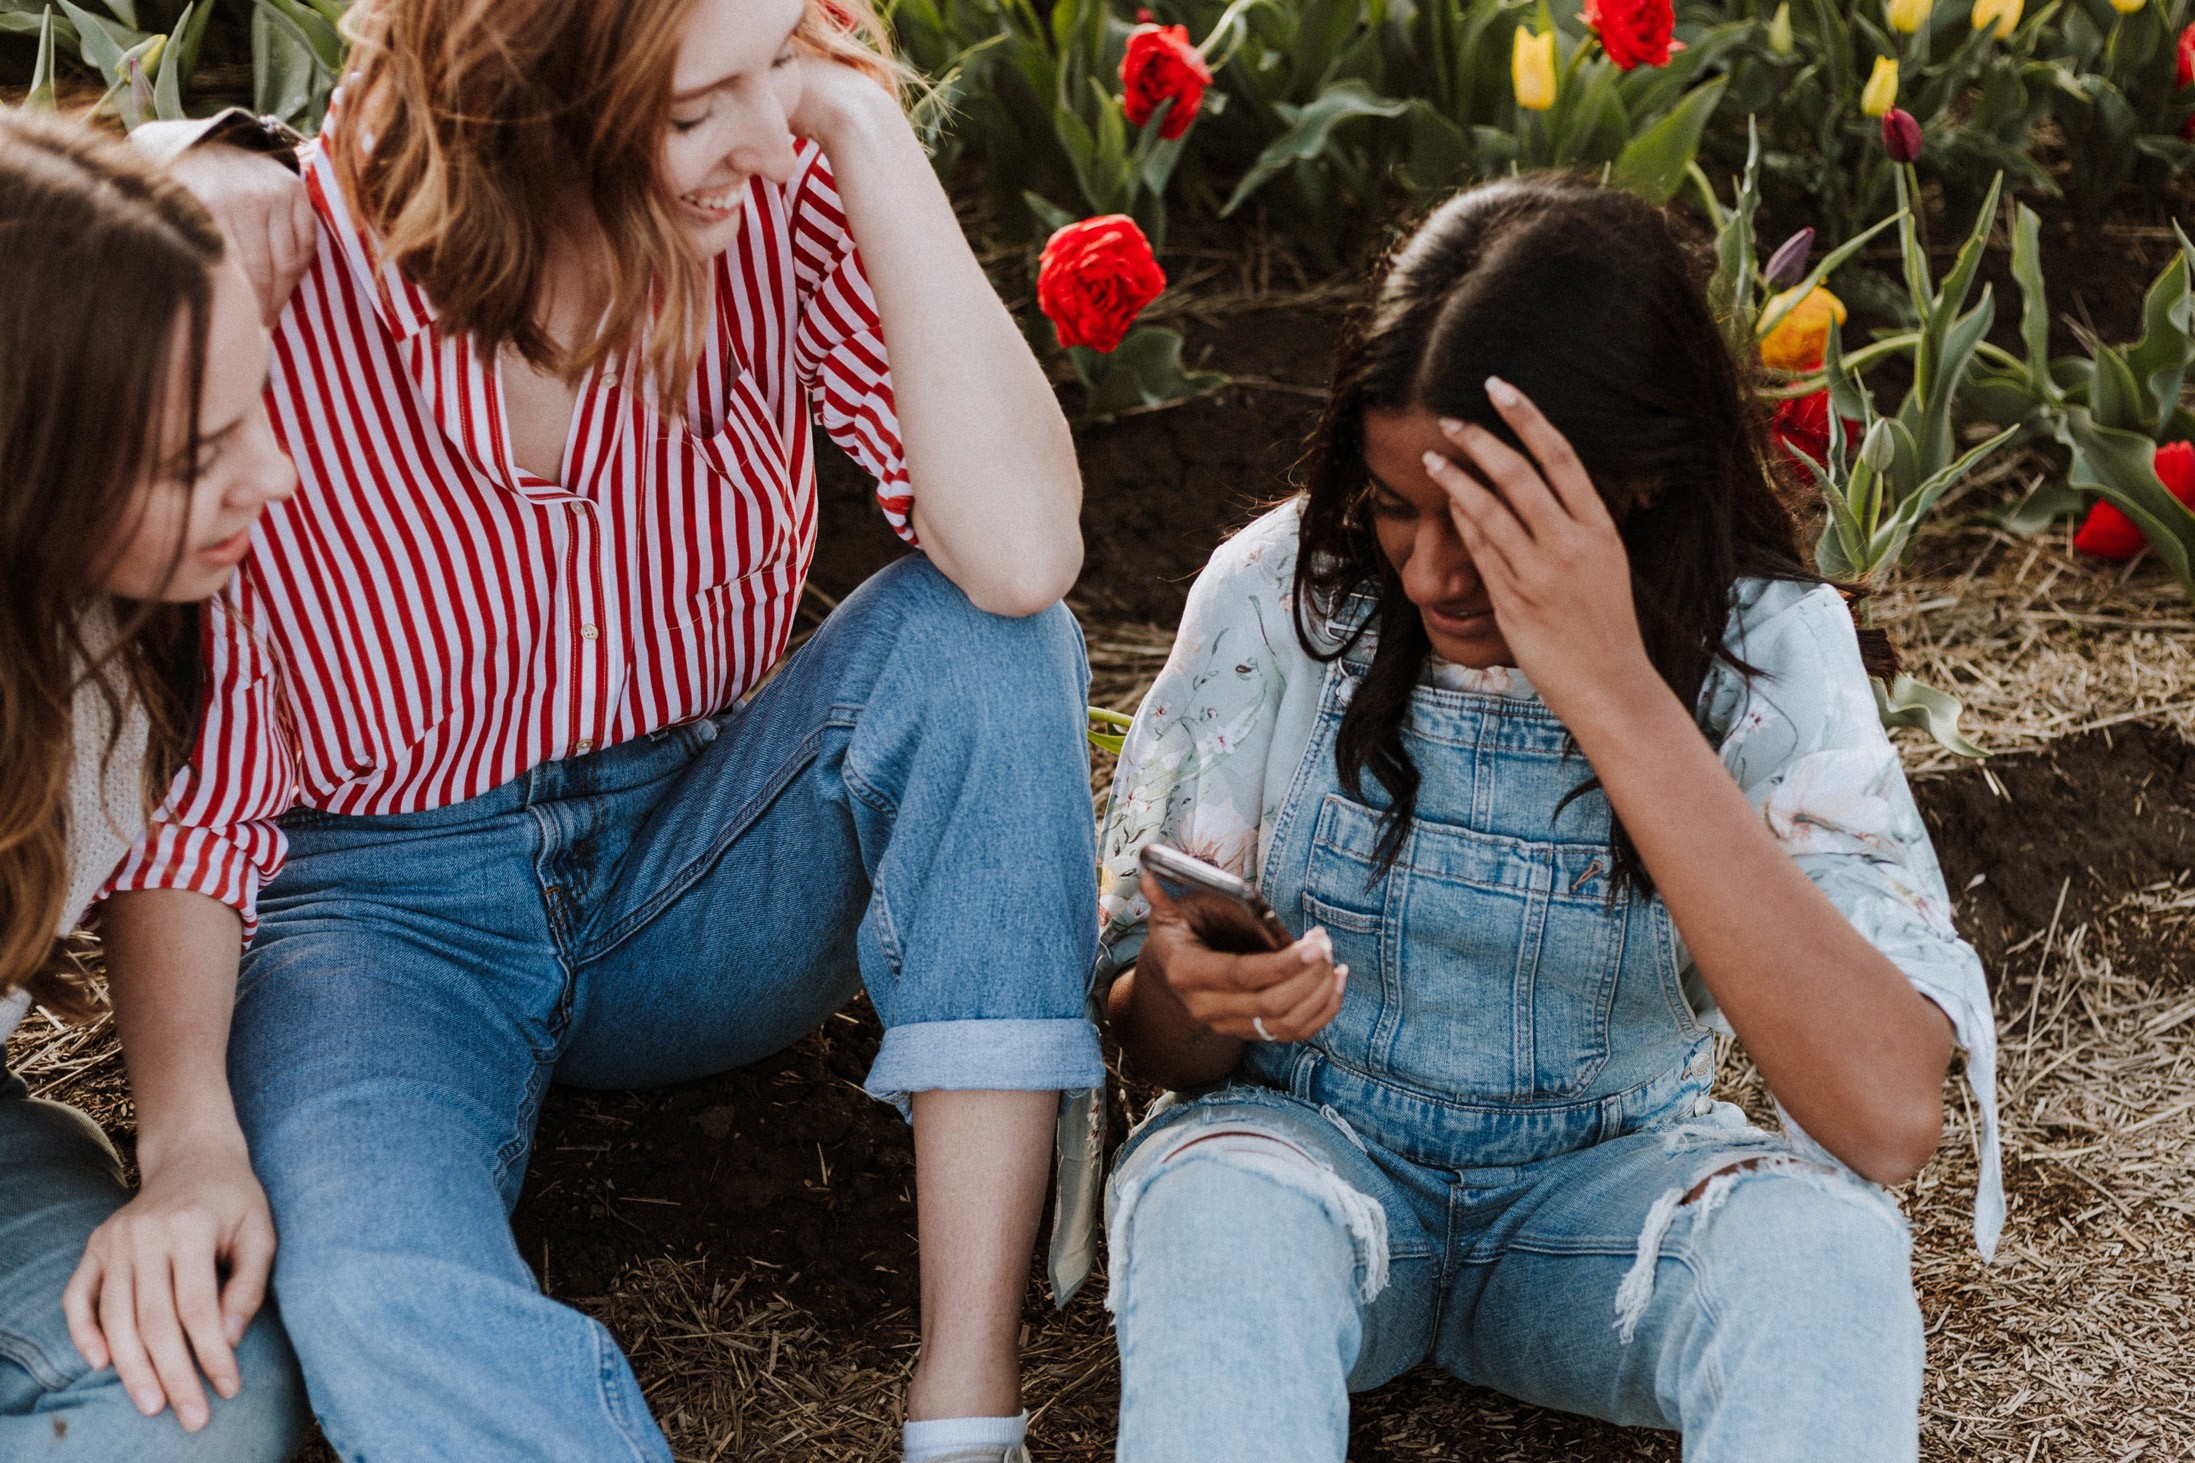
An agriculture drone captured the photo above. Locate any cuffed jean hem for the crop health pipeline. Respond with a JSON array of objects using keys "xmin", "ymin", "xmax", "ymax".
[{"xmin": 865, "ymin": 1018, "xmax": 1105, "ymax": 1116}]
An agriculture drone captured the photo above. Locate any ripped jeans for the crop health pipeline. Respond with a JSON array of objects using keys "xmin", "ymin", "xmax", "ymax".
[{"xmin": 1105, "ymin": 1086, "xmax": 1923, "ymax": 1463}]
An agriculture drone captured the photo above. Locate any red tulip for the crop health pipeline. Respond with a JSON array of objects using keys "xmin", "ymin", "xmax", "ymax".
[
  {"xmin": 1583, "ymin": 0, "xmax": 1677, "ymax": 69},
  {"xmin": 2071, "ymin": 440, "xmax": 2195, "ymax": 560},
  {"xmin": 1881, "ymin": 107, "xmax": 1923, "ymax": 163},
  {"xmin": 1121, "ymin": 18, "xmax": 1213, "ymax": 141},
  {"xmin": 1037, "ymin": 215, "xmax": 1167, "ymax": 354},
  {"xmin": 1771, "ymin": 390, "xmax": 1858, "ymax": 476},
  {"xmin": 2177, "ymin": 22, "xmax": 2194, "ymax": 89}
]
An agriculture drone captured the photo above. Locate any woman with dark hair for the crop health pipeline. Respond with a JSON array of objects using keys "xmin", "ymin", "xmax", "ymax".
[
  {"xmin": 120, "ymin": 0, "xmax": 1097, "ymax": 1456},
  {"xmin": 0, "ymin": 111, "xmax": 304, "ymax": 1454},
  {"xmin": 1093, "ymin": 176, "xmax": 1999, "ymax": 1461}
]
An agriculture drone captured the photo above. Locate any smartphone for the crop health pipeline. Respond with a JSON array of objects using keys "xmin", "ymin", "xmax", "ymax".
[{"xmin": 1139, "ymin": 843, "xmax": 1295, "ymax": 954}]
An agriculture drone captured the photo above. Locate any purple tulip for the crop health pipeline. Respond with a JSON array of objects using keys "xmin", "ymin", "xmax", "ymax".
[
  {"xmin": 1881, "ymin": 107, "xmax": 1922, "ymax": 164},
  {"xmin": 1763, "ymin": 228, "xmax": 1815, "ymax": 289}
]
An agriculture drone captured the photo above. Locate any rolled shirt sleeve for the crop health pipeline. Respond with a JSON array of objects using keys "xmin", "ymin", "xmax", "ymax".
[
  {"xmin": 1709, "ymin": 580, "xmax": 2004, "ymax": 1258},
  {"xmin": 106, "ymin": 578, "xmax": 298, "ymax": 943},
  {"xmin": 785, "ymin": 146, "xmax": 913, "ymax": 545}
]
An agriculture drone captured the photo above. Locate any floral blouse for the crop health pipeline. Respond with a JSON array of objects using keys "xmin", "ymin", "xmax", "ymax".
[{"xmin": 1096, "ymin": 501, "xmax": 2004, "ymax": 1258}]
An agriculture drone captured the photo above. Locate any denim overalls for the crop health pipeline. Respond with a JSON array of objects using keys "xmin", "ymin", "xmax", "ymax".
[{"xmin": 1105, "ymin": 605, "xmax": 1925, "ymax": 1463}]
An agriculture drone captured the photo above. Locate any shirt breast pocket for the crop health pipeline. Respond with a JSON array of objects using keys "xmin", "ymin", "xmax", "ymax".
[{"xmin": 1300, "ymin": 792, "xmax": 1627, "ymax": 1102}]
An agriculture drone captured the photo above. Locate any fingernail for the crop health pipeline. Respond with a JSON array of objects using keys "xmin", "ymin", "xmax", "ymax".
[
  {"xmin": 1422, "ymin": 450, "xmax": 1446, "ymax": 474},
  {"xmin": 1298, "ymin": 927, "xmax": 1332, "ymax": 963},
  {"xmin": 181, "ymin": 1404, "xmax": 208, "ymax": 1430},
  {"xmin": 225, "ymin": 1312, "xmax": 246, "ymax": 1346},
  {"xmin": 133, "ymin": 1388, "xmax": 162, "ymax": 1415},
  {"xmin": 1334, "ymin": 964, "xmax": 1350, "ymax": 988},
  {"xmin": 1486, "ymin": 376, "xmax": 1519, "ymax": 407},
  {"xmin": 1438, "ymin": 416, "xmax": 1466, "ymax": 436},
  {"xmin": 217, "ymin": 1374, "xmax": 240, "ymax": 1399}
]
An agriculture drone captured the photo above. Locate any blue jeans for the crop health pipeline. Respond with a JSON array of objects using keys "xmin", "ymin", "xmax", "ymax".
[
  {"xmin": 0, "ymin": 1072, "xmax": 308, "ymax": 1460},
  {"xmin": 231, "ymin": 557, "xmax": 1104, "ymax": 1462},
  {"xmin": 1106, "ymin": 1089, "xmax": 1923, "ymax": 1463}
]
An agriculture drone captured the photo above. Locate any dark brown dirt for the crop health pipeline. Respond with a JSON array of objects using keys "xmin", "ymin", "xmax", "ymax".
[{"xmin": 809, "ymin": 300, "xmax": 1343, "ymax": 624}]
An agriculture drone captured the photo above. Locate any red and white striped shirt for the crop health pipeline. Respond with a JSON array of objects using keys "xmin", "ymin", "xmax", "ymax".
[{"xmin": 111, "ymin": 138, "xmax": 910, "ymax": 932}]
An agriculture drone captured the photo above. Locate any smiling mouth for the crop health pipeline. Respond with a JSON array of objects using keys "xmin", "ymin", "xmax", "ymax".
[{"xmin": 679, "ymin": 184, "xmax": 744, "ymax": 218}]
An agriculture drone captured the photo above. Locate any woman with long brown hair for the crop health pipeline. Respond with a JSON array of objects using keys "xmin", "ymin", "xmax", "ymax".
[
  {"xmin": 0, "ymin": 111, "xmax": 303, "ymax": 1454},
  {"xmin": 136, "ymin": 0, "xmax": 1097, "ymax": 1457}
]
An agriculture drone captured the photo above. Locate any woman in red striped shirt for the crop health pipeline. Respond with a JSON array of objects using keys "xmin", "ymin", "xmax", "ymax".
[{"xmin": 114, "ymin": 1, "xmax": 1099, "ymax": 1458}]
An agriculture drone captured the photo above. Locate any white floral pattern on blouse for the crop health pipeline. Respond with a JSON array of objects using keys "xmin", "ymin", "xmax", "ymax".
[{"xmin": 1098, "ymin": 500, "xmax": 2004, "ymax": 1259}]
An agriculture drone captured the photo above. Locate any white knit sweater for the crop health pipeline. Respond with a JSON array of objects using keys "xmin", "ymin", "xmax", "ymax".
[{"xmin": 1, "ymin": 607, "xmax": 151, "ymax": 1047}]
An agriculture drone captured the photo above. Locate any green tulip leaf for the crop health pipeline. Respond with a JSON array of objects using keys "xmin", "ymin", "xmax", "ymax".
[
  {"xmin": 1072, "ymin": 326, "xmax": 1229, "ymax": 421},
  {"xmin": 1221, "ymin": 81, "xmax": 1409, "ymax": 218},
  {"xmin": 1611, "ymin": 77, "xmax": 1726, "ymax": 206},
  {"xmin": 1874, "ymin": 674, "xmax": 1986, "ymax": 760}
]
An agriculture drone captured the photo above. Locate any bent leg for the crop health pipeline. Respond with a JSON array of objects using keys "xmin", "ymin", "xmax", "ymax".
[
  {"xmin": 0, "ymin": 1080, "xmax": 307, "ymax": 1460},
  {"xmin": 1439, "ymin": 1129, "xmax": 1923, "ymax": 1463},
  {"xmin": 234, "ymin": 864, "xmax": 669, "ymax": 1463},
  {"xmin": 1106, "ymin": 1099, "xmax": 1436, "ymax": 1463},
  {"xmin": 562, "ymin": 558, "xmax": 1105, "ymax": 1420}
]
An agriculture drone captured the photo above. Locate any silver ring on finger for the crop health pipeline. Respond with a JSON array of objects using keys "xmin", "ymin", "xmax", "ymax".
[{"xmin": 1252, "ymin": 1016, "xmax": 1274, "ymax": 1042}]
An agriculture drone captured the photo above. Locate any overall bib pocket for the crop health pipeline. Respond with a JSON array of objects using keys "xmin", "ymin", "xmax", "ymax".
[{"xmin": 1299, "ymin": 792, "xmax": 1628, "ymax": 1101}]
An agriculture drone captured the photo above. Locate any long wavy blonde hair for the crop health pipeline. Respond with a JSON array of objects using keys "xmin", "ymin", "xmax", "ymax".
[
  {"xmin": 0, "ymin": 113, "xmax": 219, "ymax": 1016},
  {"xmin": 331, "ymin": 0, "xmax": 906, "ymax": 410}
]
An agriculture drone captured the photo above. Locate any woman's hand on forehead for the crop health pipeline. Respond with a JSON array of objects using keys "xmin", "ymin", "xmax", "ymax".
[{"xmin": 1418, "ymin": 378, "xmax": 1658, "ymax": 725}]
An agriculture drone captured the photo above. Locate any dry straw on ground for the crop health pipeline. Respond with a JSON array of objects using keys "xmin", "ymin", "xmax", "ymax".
[{"xmin": 9, "ymin": 489, "xmax": 2194, "ymax": 1462}]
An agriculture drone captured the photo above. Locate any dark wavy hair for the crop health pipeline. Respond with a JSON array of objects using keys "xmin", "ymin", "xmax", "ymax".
[
  {"xmin": 1291, "ymin": 174, "xmax": 1878, "ymax": 892},
  {"xmin": 0, "ymin": 112, "xmax": 215, "ymax": 1014}
]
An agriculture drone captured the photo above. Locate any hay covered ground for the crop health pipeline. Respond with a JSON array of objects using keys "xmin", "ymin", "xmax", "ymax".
[{"xmin": 13, "ymin": 265, "xmax": 2195, "ymax": 1459}]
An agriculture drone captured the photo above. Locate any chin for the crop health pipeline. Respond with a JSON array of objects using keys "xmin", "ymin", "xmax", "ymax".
[
  {"xmin": 680, "ymin": 213, "xmax": 745, "ymax": 261},
  {"xmin": 1428, "ymin": 630, "xmax": 1513, "ymax": 670}
]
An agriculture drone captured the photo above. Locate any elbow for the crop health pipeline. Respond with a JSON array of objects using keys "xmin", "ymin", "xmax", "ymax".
[
  {"xmin": 963, "ymin": 536, "xmax": 1083, "ymax": 618},
  {"xmin": 1844, "ymin": 1095, "xmax": 1945, "ymax": 1188}
]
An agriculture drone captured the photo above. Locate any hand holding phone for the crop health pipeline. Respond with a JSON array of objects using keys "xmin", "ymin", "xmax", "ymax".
[{"xmin": 1135, "ymin": 844, "xmax": 1347, "ymax": 1046}]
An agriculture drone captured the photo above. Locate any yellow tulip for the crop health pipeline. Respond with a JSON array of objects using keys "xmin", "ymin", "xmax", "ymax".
[
  {"xmin": 2106, "ymin": 0, "xmax": 2144, "ymax": 13},
  {"xmin": 1512, "ymin": 28, "xmax": 1557, "ymax": 112},
  {"xmin": 1859, "ymin": 55, "xmax": 1899, "ymax": 117},
  {"xmin": 1759, "ymin": 286, "xmax": 1849, "ymax": 372},
  {"xmin": 1887, "ymin": 0, "xmax": 1933, "ymax": 32},
  {"xmin": 1970, "ymin": 0, "xmax": 2021, "ymax": 38}
]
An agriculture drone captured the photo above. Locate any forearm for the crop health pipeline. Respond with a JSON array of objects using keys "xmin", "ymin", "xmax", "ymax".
[
  {"xmin": 1107, "ymin": 966, "xmax": 1243, "ymax": 1091},
  {"xmin": 100, "ymin": 890, "xmax": 249, "ymax": 1169},
  {"xmin": 814, "ymin": 92, "xmax": 1082, "ymax": 615},
  {"xmin": 1568, "ymin": 673, "xmax": 1952, "ymax": 1181}
]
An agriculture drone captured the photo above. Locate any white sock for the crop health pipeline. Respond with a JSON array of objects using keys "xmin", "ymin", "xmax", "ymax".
[{"xmin": 903, "ymin": 1410, "xmax": 1028, "ymax": 1463}]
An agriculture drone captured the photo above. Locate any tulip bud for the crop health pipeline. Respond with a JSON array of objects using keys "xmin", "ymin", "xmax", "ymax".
[
  {"xmin": 1512, "ymin": 28, "xmax": 1558, "ymax": 112},
  {"xmin": 1768, "ymin": 1, "xmax": 1794, "ymax": 54},
  {"xmin": 2107, "ymin": 0, "xmax": 2143, "ymax": 14},
  {"xmin": 1763, "ymin": 228, "xmax": 1815, "ymax": 289},
  {"xmin": 2179, "ymin": 22, "xmax": 2194, "ymax": 89},
  {"xmin": 1881, "ymin": 107, "xmax": 1923, "ymax": 163},
  {"xmin": 1887, "ymin": 0, "xmax": 1933, "ymax": 33},
  {"xmin": 1861, "ymin": 421, "xmax": 1897, "ymax": 472},
  {"xmin": 1970, "ymin": 0, "xmax": 2021, "ymax": 39},
  {"xmin": 1860, "ymin": 55, "xmax": 1899, "ymax": 117}
]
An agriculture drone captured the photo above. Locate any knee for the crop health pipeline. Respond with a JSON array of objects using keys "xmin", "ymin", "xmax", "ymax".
[
  {"xmin": 1109, "ymin": 1134, "xmax": 1384, "ymax": 1329},
  {"xmin": 864, "ymin": 557, "xmax": 1086, "ymax": 706},
  {"xmin": 1689, "ymin": 1165, "xmax": 1921, "ymax": 1365}
]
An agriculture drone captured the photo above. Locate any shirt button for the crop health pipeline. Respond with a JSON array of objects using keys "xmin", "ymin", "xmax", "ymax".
[
  {"xmin": 1687, "ymin": 1050, "xmax": 1713, "ymax": 1078},
  {"xmin": 575, "ymin": 739, "xmax": 593, "ymax": 754},
  {"xmin": 580, "ymin": 624, "xmax": 599, "ymax": 641},
  {"xmin": 1690, "ymin": 1095, "xmax": 1715, "ymax": 1117}
]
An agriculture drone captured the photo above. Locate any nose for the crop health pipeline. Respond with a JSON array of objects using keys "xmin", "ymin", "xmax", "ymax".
[
  {"xmin": 729, "ymin": 88, "xmax": 801, "ymax": 186},
  {"xmin": 1398, "ymin": 511, "xmax": 1476, "ymax": 608},
  {"xmin": 232, "ymin": 405, "xmax": 297, "ymax": 510}
]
